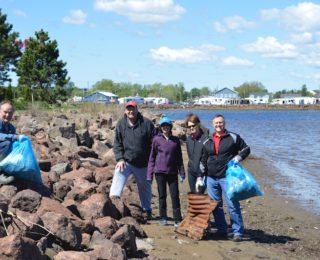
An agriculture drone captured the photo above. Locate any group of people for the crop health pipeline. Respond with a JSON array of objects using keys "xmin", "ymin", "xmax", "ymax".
[
  {"xmin": 109, "ymin": 100, "xmax": 251, "ymax": 241},
  {"xmin": 0, "ymin": 99, "xmax": 250, "ymax": 241}
]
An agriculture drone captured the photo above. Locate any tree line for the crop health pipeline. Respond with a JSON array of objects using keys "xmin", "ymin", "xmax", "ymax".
[{"xmin": 0, "ymin": 9, "xmax": 317, "ymax": 109}]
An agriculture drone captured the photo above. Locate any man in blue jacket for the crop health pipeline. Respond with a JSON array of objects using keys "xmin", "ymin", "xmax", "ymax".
[
  {"xmin": 109, "ymin": 101, "xmax": 155, "ymax": 219},
  {"xmin": 0, "ymin": 101, "xmax": 27, "ymax": 184},
  {"xmin": 203, "ymin": 114, "xmax": 250, "ymax": 242}
]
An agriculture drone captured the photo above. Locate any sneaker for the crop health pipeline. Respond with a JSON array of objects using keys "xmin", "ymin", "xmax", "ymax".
[
  {"xmin": 146, "ymin": 210, "xmax": 152, "ymax": 220},
  {"xmin": 174, "ymin": 221, "xmax": 181, "ymax": 227},
  {"xmin": 159, "ymin": 219, "xmax": 168, "ymax": 226},
  {"xmin": 233, "ymin": 235, "xmax": 243, "ymax": 242}
]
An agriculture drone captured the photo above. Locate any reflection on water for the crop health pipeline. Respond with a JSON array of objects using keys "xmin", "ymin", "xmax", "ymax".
[{"xmin": 160, "ymin": 109, "xmax": 320, "ymax": 216}]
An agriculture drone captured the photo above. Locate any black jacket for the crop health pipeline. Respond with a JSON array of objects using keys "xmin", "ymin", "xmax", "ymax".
[
  {"xmin": 186, "ymin": 130, "xmax": 209, "ymax": 178},
  {"xmin": 203, "ymin": 130, "xmax": 250, "ymax": 178},
  {"xmin": 113, "ymin": 113, "xmax": 155, "ymax": 168}
]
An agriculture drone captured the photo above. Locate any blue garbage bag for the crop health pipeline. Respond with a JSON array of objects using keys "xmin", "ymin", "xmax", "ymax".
[
  {"xmin": 0, "ymin": 138, "xmax": 42, "ymax": 184},
  {"xmin": 226, "ymin": 160, "xmax": 263, "ymax": 201}
]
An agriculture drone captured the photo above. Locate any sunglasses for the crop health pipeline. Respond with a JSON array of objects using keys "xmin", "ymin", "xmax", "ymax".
[
  {"xmin": 161, "ymin": 123, "xmax": 171, "ymax": 127},
  {"xmin": 187, "ymin": 123, "xmax": 198, "ymax": 129}
]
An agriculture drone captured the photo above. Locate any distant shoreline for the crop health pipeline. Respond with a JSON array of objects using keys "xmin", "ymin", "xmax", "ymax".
[{"xmin": 141, "ymin": 104, "xmax": 320, "ymax": 110}]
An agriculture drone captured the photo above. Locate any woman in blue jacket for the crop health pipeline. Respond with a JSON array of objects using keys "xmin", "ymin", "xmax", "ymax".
[{"xmin": 147, "ymin": 116, "xmax": 185, "ymax": 227}]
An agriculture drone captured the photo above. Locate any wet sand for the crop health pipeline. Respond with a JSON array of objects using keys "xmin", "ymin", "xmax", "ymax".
[{"xmin": 141, "ymin": 149, "xmax": 320, "ymax": 260}]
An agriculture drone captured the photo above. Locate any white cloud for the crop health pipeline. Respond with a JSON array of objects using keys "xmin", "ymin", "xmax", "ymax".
[
  {"xmin": 261, "ymin": 2, "xmax": 320, "ymax": 32},
  {"xmin": 242, "ymin": 36, "xmax": 299, "ymax": 58},
  {"xmin": 63, "ymin": 9, "xmax": 87, "ymax": 25},
  {"xmin": 13, "ymin": 9, "xmax": 26, "ymax": 17},
  {"xmin": 94, "ymin": 0, "xmax": 185, "ymax": 24},
  {"xmin": 149, "ymin": 44, "xmax": 224, "ymax": 63},
  {"xmin": 213, "ymin": 15, "xmax": 255, "ymax": 33},
  {"xmin": 290, "ymin": 32, "xmax": 313, "ymax": 43},
  {"xmin": 222, "ymin": 56, "xmax": 254, "ymax": 66}
]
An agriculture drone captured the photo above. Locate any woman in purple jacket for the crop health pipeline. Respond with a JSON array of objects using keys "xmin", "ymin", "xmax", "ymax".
[{"xmin": 147, "ymin": 116, "xmax": 185, "ymax": 227}]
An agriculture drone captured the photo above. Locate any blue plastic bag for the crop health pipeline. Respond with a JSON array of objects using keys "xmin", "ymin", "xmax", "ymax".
[
  {"xmin": 0, "ymin": 138, "xmax": 42, "ymax": 184},
  {"xmin": 226, "ymin": 160, "xmax": 263, "ymax": 201}
]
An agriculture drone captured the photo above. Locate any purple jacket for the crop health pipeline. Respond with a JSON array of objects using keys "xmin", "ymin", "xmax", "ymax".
[{"xmin": 147, "ymin": 133, "xmax": 185, "ymax": 181}]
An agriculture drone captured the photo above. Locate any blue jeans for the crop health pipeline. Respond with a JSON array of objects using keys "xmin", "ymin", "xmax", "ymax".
[
  {"xmin": 207, "ymin": 176, "xmax": 244, "ymax": 236},
  {"xmin": 109, "ymin": 162, "xmax": 152, "ymax": 212}
]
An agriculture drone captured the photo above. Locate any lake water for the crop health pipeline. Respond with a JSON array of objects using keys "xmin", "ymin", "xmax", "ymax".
[{"xmin": 159, "ymin": 109, "xmax": 320, "ymax": 216}]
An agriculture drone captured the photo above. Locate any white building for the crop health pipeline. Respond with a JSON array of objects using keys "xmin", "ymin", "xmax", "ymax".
[
  {"xmin": 195, "ymin": 96, "xmax": 229, "ymax": 105},
  {"xmin": 271, "ymin": 97, "xmax": 317, "ymax": 105},
  {"xmin": 118, "ymin": 96, "xmax": 145, "ymax": 104},
  {"xmin": 144, "ymin": 97, "xmax": 169, "ymax": 105},
  {"xmin": 246, "ymin": 93, "xmax": 270, "ymax": 104}
]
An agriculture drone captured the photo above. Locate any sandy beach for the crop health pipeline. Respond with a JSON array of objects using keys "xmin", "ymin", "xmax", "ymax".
[{"xmin": 141, "ymin": 147, "xmax": 320, "ymax": 260}]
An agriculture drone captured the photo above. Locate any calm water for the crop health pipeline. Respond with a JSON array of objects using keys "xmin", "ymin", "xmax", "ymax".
[{"xmin": 160, "ymin": 109, "xmax": 320, "ymax": 216}]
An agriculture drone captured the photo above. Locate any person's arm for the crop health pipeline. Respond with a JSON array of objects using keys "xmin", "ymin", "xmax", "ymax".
[
  {"xmin": 236, "ymin": 135, "xmax": 251, "ymax": 161},
  {"xmin": 147, "ymin": 138, "xmax": 158, "ymax": 181},
  {"xmin": 199, "ymin": 146, "xmax": 208, "ymax": 178},
  {"xmin": 0, "ymin": 133, "xmax": 19, "ymax": 142},
  {"xmin": 113, "ymin": 122, "xmax": 125, "ymax": 162},
  {"xmin": 176, "ymin": 139, "xmax": 185, "ymax": 179}
]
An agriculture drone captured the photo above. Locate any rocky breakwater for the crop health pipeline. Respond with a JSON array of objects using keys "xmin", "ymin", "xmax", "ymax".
[{"xmin": 0, "ymin": 109, "xmax": 188, "ymax": 260}]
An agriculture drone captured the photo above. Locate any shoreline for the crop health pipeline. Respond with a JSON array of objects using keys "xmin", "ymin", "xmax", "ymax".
[
  {"xmin": 141, "ymin": 104, "xmax": 320, "ymax": 111},
  {"xmin": 141, "ymin": 148, "xmax": 320, "ymax": 260}
]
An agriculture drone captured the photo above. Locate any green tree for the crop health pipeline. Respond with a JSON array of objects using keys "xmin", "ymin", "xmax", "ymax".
[
  {"xmin": 5, "ymin": 84, "xmax": 13, "ymax": 100},
  {"xmin": 234, "ymin": 81, "xmax": 267, "ymax": 98},
  {"xmin": 16, "ymin": 29, "xmax": 69, "ymax": 103},
  {"xmin": 190, "ymin": 88, "xmax": 201, "ymax": 98},
  {"xmin": 200, "ymin": 86, "xmax": 210, "ymax": 97},
  {"xmin": 0, "ymin": 9, "xmax": 21, "ymax": 85},
  {"xmin": 301, "ymin": 84, "xmax": 308, "ymax": 96},
  {"xmin": 92, "ymin": 79, "xmax": 116, "ymax": 93}
]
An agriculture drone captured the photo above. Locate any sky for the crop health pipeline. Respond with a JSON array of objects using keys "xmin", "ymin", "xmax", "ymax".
[{"xmin": 1, "ymin": 0, "xmax": 320, "ymax": 92}]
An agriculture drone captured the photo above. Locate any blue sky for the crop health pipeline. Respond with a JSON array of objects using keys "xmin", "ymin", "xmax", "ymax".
[{"xmin": 2, "ymin": 0, "xmax": 320, "ymax": 92}]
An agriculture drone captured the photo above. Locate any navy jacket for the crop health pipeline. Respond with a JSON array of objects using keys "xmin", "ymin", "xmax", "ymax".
[
  {"xmin": 0, "ymin": 119, "xmax": 18, "ymax": 141},
  {"xmin": 186, "ymin": 130, "xmax": 209, "ymax": 178},
  {"xmin": 147, "ymin": 133, "xmax": 185, "ymax": 181},
  {"xmin": 203, "ymin": 130, "xmax": 250, "ymax": 178},
  {"xmin": 113, "ymin": 113, "xmax": 155, "ymax": 168}
]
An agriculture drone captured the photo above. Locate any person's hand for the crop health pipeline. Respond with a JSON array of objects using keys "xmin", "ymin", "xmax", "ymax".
[
  {"xmin": 180, "ymin": 176, "xmax": 185, "ymax": 183},
  {"xmin": 115, "ymin": 160, "xmax": 126, "ymax": 172},
  {"xmin": 18, "ymin": 135, "xmax": 28, "ymax": 141},
  {"xmin": 195, "ymin": 177, "xmax": 204, "ymax": 193},
  {"xmin": 232, "ymin": 155, "xmax": 242, "ymax": 164}
]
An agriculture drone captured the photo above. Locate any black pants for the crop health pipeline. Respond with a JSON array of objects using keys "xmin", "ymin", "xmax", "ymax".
[
  {"xmin": 188, "ymin": 173, "xmax": 197, "ymax": 193},
  {"xmin": 155, "ymin": 173, "xmax": 182, "ymax": 222}
]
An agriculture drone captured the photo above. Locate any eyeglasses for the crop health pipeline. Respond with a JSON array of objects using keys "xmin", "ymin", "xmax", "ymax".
[{"xmin": 187, "ymin": 123, "xmax": 198, "ymax": 129}]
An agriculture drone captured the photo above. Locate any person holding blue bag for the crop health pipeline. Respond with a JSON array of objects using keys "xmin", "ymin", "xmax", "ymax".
[
  {"xmin": 0, "ymin": 101, "xmax": 28, "ymax": 185},
  {"xmin": 203, "ymin": 114, "xmax": 250, "ymax": 242}
]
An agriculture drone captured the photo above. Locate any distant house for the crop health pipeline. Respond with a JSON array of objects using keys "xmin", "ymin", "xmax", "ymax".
[
  {"xmin": 213, "ymin": 87, "xmax": 240, "ymax": 104},
  {"xmin": 246, "ymin": 93, "xmax": 270, "ymax": 104},
  {"xmin": 195, "ymin": 96, "xmax": 229, "ymax": 105},
  {"xmin": 118, "ymin": 96, "xmax": 145, "ymax": 104},
  {"xmin": 83, "ymin": 91, "xmax": 118, "ymax": 103},
  {"xmin": 271, "ymin": 96, "xmax": 317, "ymax": 105},
  {"xmin": 71, "ymin": 96, "xmax": 83, "ymax": 102},
  {"xmin": 144, "ymin": 97, "xmax": 169, "ymax": 105},
  {"xmin": 214, "ymin": 88, "xmax": 240, "ymax": 99}
]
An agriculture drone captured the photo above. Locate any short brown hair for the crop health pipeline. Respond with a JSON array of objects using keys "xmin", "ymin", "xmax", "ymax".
[{"xmin": 185, "ymin": 113, "xmax": 201, "ymax": 126}]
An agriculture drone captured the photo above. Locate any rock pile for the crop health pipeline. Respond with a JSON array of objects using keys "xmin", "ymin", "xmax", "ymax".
[{"xmin": 0, "ymin": 109, "xmax": 164, "ymax": 259}]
